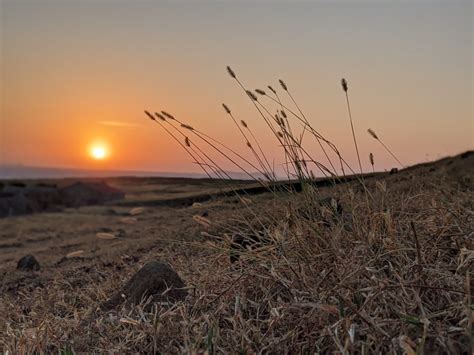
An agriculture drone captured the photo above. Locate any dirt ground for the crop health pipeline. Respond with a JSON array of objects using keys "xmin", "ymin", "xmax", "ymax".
[{"xmin": 0, "ymin": 178, "xmax": 254, "ymax": 275}]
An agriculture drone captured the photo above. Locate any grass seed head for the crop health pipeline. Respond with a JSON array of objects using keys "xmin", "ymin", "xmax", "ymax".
[
  {"xmin": 185, "ymin": 137, "xmax": 191, "ymax": 147},
  {"xmin": 144, "ymin": 110, "xmax": 156, "ymax": 121},
  {"xmin": 341, "ymin": 78, "xmax": 348, "ymax": 92},
  {"xmin": 255, "ymin": 89, "xmax": 266, "ymax": 95},
  {"xmin": 161, "ymin": 111, "xmax": 175, "ymax": 120},
  {"xmin": 370, "ymin": 152, "xmax": 374, "ymax": 166},
  {"xmin": 368, "ymin": 128, "xmax": 379, "ymax": 139},
  {"xmin": 246, "ymin": 90, "xmax": 258, "ymax": 101},
  {"xmin": 226, "ymin": 66, "xmax": 236, "ymax": 78},
  {"xmin": 267, "ymin": 85, "xmax": 276, "ymax": 94},
  {"xmin": 181, "ymin": 124, "xmax": 194, "ymax": 131},
  {"xmin": 155, "ymin": 112, "xmax": 166, "ymax": 121},
  {"xmin": 280, "ymin": 110, "xmax": 287, "ymax": 118},
  {"xmin": 240, "ymin": 120, "xmax": 248, "ymax": 128},
  {"xmin": 279, "ymin": 79, "xmax": 288, "ymax": 91},
  {"xmin": 222, "ymin": 103, "xmax": 231, "ymax": 114}
]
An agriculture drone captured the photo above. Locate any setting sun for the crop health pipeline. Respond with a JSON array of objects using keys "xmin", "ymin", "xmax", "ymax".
[{"xmin": 89, "ymin": 145, "xmax": 108, "ymax": 160}]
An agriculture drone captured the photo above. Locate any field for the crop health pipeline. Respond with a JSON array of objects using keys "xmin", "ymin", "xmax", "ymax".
[
  {"xmin": 0, "ymin": 151, "xmax": 472, "ymax": 353},
  {"xmin": 0, "ymin": 177, "xmax": 262, "ymax": 271}
]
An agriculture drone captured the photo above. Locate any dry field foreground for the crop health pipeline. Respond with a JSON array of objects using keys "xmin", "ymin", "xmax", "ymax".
[{"xmin": 0, "ymin": 152, "xmax": 473, "ymax": 353}]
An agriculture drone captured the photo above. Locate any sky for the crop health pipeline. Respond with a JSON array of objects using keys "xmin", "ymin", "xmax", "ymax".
[{"xmin": 0, "ymin": 0, "xmax": 472, "ymax": 176}]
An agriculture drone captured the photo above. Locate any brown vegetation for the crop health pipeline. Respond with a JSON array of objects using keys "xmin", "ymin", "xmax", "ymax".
[{"xmin": 0, "ymin": 153, "xmax": 472, "ymax": 353}]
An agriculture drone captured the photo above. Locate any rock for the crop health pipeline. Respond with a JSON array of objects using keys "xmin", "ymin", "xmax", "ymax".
[
  {"xmin": 98, "ymin": 227, "xmax": 113, "ymax": 233},
  {"xmin": 389, "ymin": 168, "xmax": 399, "ymax": 175},
  {"xmin": 17, "ymin": 255, "xmax": 40, "ymax": 271},
  {"xmin": 201, "ymin": 211, "xmax": 209, "ymax": 217},
  {"xmin": 102, "ymin": 261, "xmax": 187, "ymax": 310}
]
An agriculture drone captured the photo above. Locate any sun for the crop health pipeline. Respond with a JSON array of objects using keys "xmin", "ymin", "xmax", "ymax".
[{"xmin": 89, "ymin": 144, "xmax": 108, "ymax": 160}]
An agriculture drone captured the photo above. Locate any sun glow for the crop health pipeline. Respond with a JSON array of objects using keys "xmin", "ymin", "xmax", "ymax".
[{"xmin": 89, "ymin": 144, "xmax": 108, "ymax": 160}]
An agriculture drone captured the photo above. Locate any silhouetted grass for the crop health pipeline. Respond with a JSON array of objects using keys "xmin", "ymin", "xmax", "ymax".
[{"xmin": 137, "ymin": 67, "xmax": 472, "ymax": 353}]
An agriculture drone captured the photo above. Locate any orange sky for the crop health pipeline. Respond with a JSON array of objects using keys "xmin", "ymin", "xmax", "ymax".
[{"xmin": 1, "ymin": 1, "xmax": 472, "ymax": 176}]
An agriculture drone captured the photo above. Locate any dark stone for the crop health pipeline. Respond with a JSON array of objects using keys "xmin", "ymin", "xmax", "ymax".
[
  {"xmin": 98, "ymin": 227, "xmax": 113, "ymax": 233},
  {"xmin": 102, "ymin": 261, "xmax": 187, "ymax": 310},
  {"xmin": 201, "ymin": 211, "xmax": 209, "ymax": 217},
  {"xmin": 389, "ymin": 168, "xmax": 398, "ymax": 175},
  {"xmin": 17, "ymin": 255, "xmax": 40, "ymax": 271}
]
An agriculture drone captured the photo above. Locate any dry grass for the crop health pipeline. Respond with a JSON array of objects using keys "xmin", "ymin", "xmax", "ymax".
[
  {"xmin": 0, "ymin": 68, "xmax": 472, "ymax": 353},
  {"xmin": 1, "ymin": 165, "xmax": 472, "ymax": 353}
]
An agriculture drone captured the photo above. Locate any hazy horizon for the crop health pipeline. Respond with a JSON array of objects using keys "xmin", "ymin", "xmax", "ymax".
[
  {"xmin": 0, "ymin": 163, "xmax": 215, "ymax": 179},
  {"xmin": 1, "ymin": 0, "xmax": 472, "ymax": 176},
  {"xmin": 1, "ymin": 148, "xmax": 470, "ymax": 180}
]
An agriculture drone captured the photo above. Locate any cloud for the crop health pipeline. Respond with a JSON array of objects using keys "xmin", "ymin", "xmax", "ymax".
[{"xmin": 98, "ymin": 121, "xmax": 140, "ymax": 128}]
